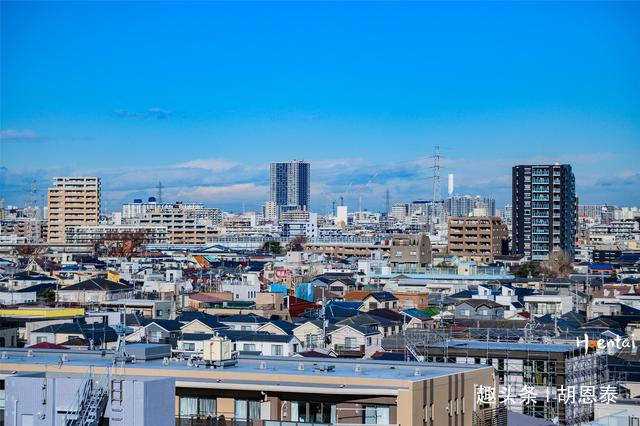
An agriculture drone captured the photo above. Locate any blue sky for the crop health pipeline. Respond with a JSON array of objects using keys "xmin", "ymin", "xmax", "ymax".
[{"xmin": 1, "ymin": 1, "xmax": 639, "ymax": 213}]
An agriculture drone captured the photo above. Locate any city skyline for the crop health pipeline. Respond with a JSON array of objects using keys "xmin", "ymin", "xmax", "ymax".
[{"xmin": 2, "ymin": 1, "xmax": 640, "ymax": 211}]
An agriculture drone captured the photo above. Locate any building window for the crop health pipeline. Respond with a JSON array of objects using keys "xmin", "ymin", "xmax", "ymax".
[
  {"xmin": 235, "ymin": 399, "xmax": 260, "ymax": 420},
  {"xmin": 272, "ymin": 344, "xmax": 283, "ymax": 356},
  {"xmin": 178, "ymin": 396, "xmax": 215, "ymax": 418},
  {"xmin": 363, "ymin": 405, "xmax": 390, "ymax": 424},
  {"xmin": 291, "ymin": 401, "xmax": 337, "ymax": 423},
  {"xmin": 345, "ymin": 337, "xmax": 357, "ymax": 349},
  {"xmin": 148, "ymin": 330, "xmax": 162, "ymax": 342},
  {"xmin": 243, "ymin": 343, "xmax": 256, "ymax": 352},
  {"xmin": 183, "ymin": 342, "xmax": 195, "ymax": 351}
]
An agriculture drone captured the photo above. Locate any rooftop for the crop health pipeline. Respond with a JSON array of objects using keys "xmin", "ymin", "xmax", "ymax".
[{"xmin": 0, "ymin": 347, "xmax": 492, "ymax": 385}]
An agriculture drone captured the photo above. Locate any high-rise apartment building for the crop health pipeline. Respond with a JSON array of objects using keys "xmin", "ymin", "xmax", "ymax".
[
  {"xmin": 390, "ymin": 203, "xmax": 409, "ymax": 221},
  {"xmin": 47, "ymin": 177, "xmax": 100, "ymax": 243},
  {"xmin": 500, "ymin": 204, "xmax": 513, "ymax": 227},
  {"xmin": 445, "ymin": 195, "xmax": 496, "ymax": 217},
  {"xmin": 512, "ymin": 164, "xmax": 576, "ymax": 261},
  {"xmin": 269, "ymin": 160, "xmax": 310, "ymax": 211}
]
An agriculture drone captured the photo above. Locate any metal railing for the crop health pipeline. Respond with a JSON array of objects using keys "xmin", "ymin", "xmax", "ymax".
[
  {"xmin": 472, "ymin": 404, "xmax": 508, "ymax": 426},
  {"xmin": 176, "ymin": 419, "xmax": 395, "ymax": 426}
]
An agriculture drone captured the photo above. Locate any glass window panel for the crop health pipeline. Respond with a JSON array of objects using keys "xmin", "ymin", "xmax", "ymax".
[
  {"xmin": 235, "ymin": 399, "xmax": 248, "ymax": 419},
  {"xmin": 377, "ymin": 406, "xmax": 390, "ymax": 424},
  {"xmin": 179, "ymin": 397, "xmax": 198, "ymax": 416},
  {"xmin": 364, "ymin": 406, "xmax": 377, "ymax": 424},
  {"xmin": 199, "ymin": 398, "xmax": 216, "ymax": 416},
  {"xmin": 249, "ymin": 400, "xmax": 260, "ymax": 420}
]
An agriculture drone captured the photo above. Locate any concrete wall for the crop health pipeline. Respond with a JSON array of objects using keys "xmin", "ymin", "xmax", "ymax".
[{"xmin": 3, "ymin": 373, "xmax": 175, "ymax": 426}]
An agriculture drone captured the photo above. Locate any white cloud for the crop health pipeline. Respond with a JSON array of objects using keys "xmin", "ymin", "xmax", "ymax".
[
  {"xmin": 2, "ymin": 153, "xmax": 637, "ymax": 211},
  {"xmin": 0, "ymin": 129, "xmax": 40, "ymax": 141},
  {"xmin": 174, "ymin": 158, "xmax": 242, "ymax": 172},
  {"xmin": 114, "ymin": 108, "xmax": 173, "ymax": 120}
]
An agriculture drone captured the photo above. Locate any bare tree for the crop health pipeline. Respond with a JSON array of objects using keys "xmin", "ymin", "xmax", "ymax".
[
  {"xmin": 93, "ymin": 231, "xmax": 148, "ymax": 259},
  {"xmin": 287, "ymin": 235, "xmax": 307, "ymax": 252},
  {"xmin": 13, "ymin": 244, "xmax": 48, "ymax": 271},
  {"xmin": 540, "ymin": 250, "xmax": 574, "ymax": 278}
]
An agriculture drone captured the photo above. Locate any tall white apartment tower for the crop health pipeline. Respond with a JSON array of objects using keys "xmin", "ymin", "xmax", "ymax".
[{"xmin": 47, "ymin": 176, "xmax": 101, "ymax": 243}]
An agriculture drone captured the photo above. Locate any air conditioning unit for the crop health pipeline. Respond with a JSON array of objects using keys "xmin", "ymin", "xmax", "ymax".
[{"xmin": 202, "ymin": 337, "xmax": 235, "ymax": 363}]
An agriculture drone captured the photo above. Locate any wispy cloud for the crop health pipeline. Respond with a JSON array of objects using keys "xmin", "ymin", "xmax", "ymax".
[
  {"xmin": 114, "ymin": 107, "xmax": 173, "ymax": 120},
  {"xmin": 0, "ymin": 129, "xmax": 42, "ymax": 142}
]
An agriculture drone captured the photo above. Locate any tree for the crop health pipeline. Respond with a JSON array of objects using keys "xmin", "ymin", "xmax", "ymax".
[
  {"xmin": 261, "ymin": 241, "xmax": 282, "ymax": 254},
  {"xmin": 40, "ymin": 288, "xmax": 56, "ymax": 304},
  {"xmin": 514, "ymin": 262, "xmax": 540, "ymax": 278},
  {"xmin": 93, "ymin": 231, "xmax": 148, "ymax": 259},
  {"xmin": 287, "ymin": 235, "xmax": 307, "ymax": 252},
  {"xmin": 14, "ymin": 244, "xmax": 48, "ymax": 269},
  {"xmin": 540, "ymin": 250, "xmax": 574, "ymax": 279}
]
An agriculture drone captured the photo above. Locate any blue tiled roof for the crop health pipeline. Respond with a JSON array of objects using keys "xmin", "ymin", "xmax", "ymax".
[
  {"xmin": 402, "ymin": 309, "xmax": 432, "ymax": 319},
  {"xmin": 220, "ymin": 313, "xmax": 269, "ymax": 324},
  {"xmin": 263, "ymin": 320, "xmax": 296, "ymax": 335},
  {"xmin": 589, "ymin": 263, "xmax": 615, "ymax": 269}
]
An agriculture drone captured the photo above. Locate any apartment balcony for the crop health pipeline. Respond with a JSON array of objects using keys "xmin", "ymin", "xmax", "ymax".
[
  {"xmin": 532, "ymin": 213, "xmax": 550, "ymax": 218},
  {"xmin": 532, "ymin": 178, "xmax": 549, "ymax": 184},
  {"xmin": 532, "ymin": 238, "xmax": 549, "ymax": 243},
  {"xmin": 532, "ymin": 220, "xmax": 549, "ymax": 225}
]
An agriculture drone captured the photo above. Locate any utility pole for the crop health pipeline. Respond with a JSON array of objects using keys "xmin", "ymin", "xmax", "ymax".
[{"xmin": 321, "ymin": 288, "xmax": 327, "ymax": 349}]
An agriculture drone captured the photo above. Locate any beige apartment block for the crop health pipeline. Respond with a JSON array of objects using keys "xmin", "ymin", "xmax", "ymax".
[
  {"xmin": 47, "ymin": 176, "xmax": 100, "ymax": 243},
  {"xmin": 135, "ymin": 204, "xmax": 220, "ymax": 244},
  {"xmin": 448, "ymin": 216, "xmax": 509, "ymax": 263}
]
